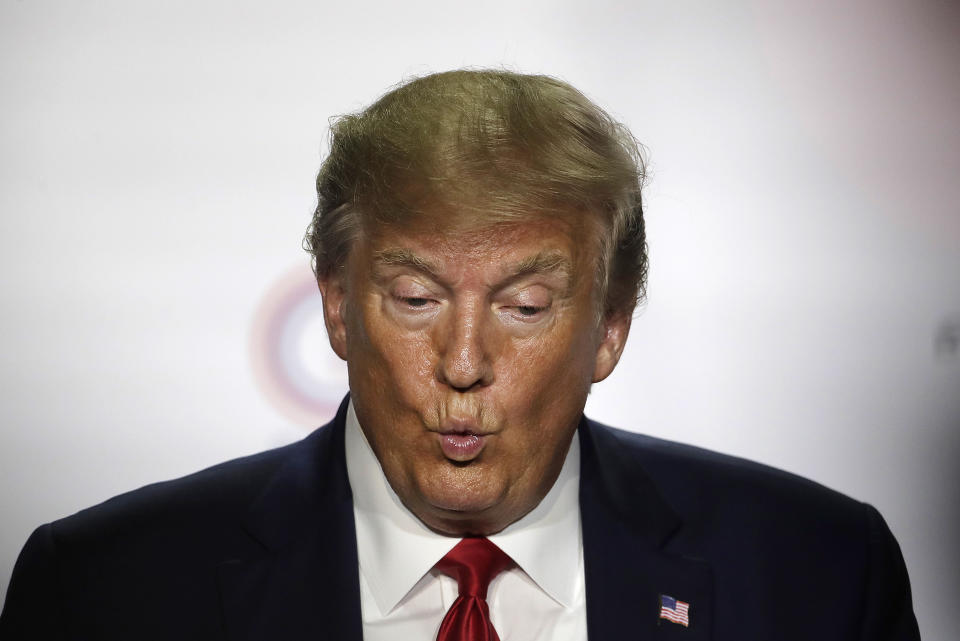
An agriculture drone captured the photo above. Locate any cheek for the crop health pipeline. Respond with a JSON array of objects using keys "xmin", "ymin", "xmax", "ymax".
[
  {"xmin": 348, "ymin": 298, "xmax": 437, "ymax": 402},
  {"xmin": 499, "ymin": 325, "xmax": 598, "ymax": 411}
]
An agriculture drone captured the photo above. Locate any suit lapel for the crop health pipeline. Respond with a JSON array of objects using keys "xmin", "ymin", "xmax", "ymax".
[
  {"xmin": 580, "ymin": 419, "xmax": 714, "ymax": 640},
  {"xmin": 218, "ymin": 397, "xmax": 363, "ymax": 641}
]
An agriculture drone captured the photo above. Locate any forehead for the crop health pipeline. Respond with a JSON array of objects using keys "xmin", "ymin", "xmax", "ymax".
[{"xmin": 357, "ymin": 215, "xmax": 598, "ymax": 284}]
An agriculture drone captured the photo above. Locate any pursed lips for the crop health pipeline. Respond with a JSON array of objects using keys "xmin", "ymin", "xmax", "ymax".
[{"xmin": 432, "ymin": 418, "xmax": 495, "ymax": 461}]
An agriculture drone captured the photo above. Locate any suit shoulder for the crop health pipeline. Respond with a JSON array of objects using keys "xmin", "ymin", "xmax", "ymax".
[
  {"xmin": 46, "ymin": 429, "xmax": 323, "ymax": 547},
  {"xmin": 586, "ymin": 419, "xmax": 865, "ymax": 521}
]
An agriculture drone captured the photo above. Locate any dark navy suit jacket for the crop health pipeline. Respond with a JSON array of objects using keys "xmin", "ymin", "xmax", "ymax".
[{"xmin": 1, "ymin": 397, "xmax": 920, "ymax": 639}]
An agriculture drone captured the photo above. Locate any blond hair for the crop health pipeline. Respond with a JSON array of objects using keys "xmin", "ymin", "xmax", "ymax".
[{"xmin": 304, "ymin": 69, "xmax": 647, "ymax": 315}]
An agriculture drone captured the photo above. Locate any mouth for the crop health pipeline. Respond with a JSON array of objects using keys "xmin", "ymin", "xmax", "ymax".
[
  {"xmin": 434, "ymin": 418, "xmax": 492, "ymax": 462},
  {"xmin": 437, "ymin": 433, "xmax": 487, "ymax": 462}
]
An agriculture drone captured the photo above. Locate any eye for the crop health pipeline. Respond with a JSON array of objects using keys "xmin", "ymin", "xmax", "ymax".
[
  {"xmin": 391, "ymin": 294, "xmax": 439, "ymax": 311},
  {"xmin": 500, "ymin": 302, "xmax": 551, "ymax": 323},
  {"xmin": 495, "ymin": 286, "xmax": 553, "ymax": 324},
  {"xmin": 515, "ymin": 305, "xmax": 547, "ymax": 317}
]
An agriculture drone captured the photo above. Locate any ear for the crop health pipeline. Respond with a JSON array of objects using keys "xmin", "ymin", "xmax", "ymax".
[
  {"xmin": 317, "ymin": 273, "xmax": 349, "ymax": 361},
  {"xmin": 592, "ymin": 310, "xmax": 632, "ymax": 383}
]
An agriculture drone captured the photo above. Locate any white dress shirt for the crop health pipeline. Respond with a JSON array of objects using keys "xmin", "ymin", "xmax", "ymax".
[{"xmin": 345, "ymin": 402, "xmax": 588, "ymax": 641}]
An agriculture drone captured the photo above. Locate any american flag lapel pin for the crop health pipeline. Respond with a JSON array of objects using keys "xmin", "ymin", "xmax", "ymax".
[{"xmin": 658, "ymin": 594, "xmax": 690, "ymax": 627}]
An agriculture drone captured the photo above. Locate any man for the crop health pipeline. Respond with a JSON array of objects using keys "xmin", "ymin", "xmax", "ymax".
[{"xmin": 1, "ymin": 70, "xmax": 919, "ymax": 640}]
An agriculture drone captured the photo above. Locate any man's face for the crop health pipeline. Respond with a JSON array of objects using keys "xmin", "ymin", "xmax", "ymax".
[{"xmin": 320, "ymin": 214, "xmax": 630, "ymax": 536}]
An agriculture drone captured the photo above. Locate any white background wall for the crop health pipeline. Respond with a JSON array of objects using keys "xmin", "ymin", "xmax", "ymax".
[{"xmin": 1, "ymin": 1, "xmax": 957, "ymax": 638}]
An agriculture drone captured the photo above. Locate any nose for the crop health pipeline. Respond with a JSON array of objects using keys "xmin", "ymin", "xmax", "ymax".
[{"xmin": 436, "ymin": 298, "xmax": 494, "ymax": 391}]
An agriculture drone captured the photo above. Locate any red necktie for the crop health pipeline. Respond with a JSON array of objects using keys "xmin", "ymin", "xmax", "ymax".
[{"xmin": 435, "ymin": 537, "xmax": 514, "ymax": 641}]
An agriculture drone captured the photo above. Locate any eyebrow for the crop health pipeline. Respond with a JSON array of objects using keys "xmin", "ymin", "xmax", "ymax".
[
  {"xmin": 372, "ymin": 248, "xmax": 443, "ymax": 279},
  {"xmin": 509, "ymin": 252, "xmax": 574, "ymax": 283},
  {"xmin": 372, "ymin": 248, "xmax": 574, "ymax": 290}
]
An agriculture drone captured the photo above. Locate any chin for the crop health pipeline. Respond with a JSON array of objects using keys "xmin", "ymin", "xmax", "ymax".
[
  {"xmin": 419, "ymin": 508, "xmax": 509, "ymax": 537},
  {"xmin": 424, "ymin": 484, "xmax": 501, "ymax": 515},
  {"xmin": 413, "ymin": 485, "xmax": 513, "ymax": 535}
]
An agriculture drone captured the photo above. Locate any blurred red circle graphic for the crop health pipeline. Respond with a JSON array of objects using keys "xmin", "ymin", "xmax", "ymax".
[{"xmin": 249, "ymin": 265, "xmax": 348, "ymax": 428}]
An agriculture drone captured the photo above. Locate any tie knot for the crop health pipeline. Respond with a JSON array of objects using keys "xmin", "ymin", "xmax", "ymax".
[{"xmin": 435, "ymin": 538, "xmax": 513, "ymax": 599}]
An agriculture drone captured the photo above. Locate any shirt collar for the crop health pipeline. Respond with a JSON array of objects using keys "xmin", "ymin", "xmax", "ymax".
[{"xmin": 344, "ymin": 400, "xmax": 582, "ymax": 615}]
